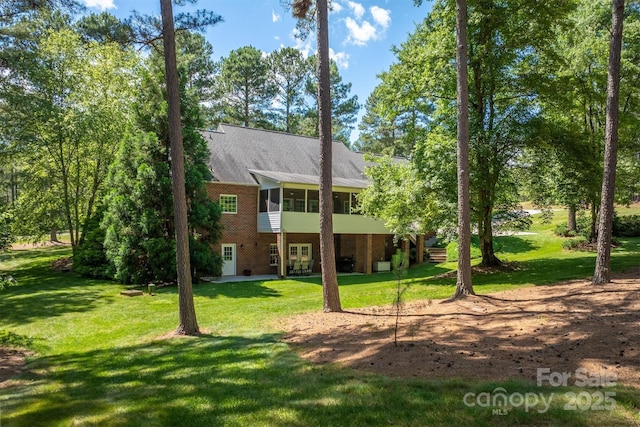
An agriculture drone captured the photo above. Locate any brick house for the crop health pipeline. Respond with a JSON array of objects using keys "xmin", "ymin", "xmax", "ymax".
[{"xmin": 203, "ymin": 124, "xmax": 425, "ymax": 277}]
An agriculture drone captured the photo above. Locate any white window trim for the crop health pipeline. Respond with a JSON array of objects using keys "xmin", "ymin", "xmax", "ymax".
[
  {"xmin": 269, "ymin": 243, "xmax": 279, "ymax": 266},
  {"xmin": 220, "ymin": 194, "xmax": 238, "ymax": 214}
]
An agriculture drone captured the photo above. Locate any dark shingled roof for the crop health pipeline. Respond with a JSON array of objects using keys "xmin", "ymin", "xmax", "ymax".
[{"xmin": 203, "ymin": 124, "xmax": 370, "ymax": 187}]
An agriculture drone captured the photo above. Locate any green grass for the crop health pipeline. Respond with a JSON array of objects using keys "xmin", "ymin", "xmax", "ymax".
[{"xmin": 1, "ymin": 211, "xmax": 639, "ymax": 426}]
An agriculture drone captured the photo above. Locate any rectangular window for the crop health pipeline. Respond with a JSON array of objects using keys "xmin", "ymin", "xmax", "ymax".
[
  {"xmin": 283, "ymin": 189, "xmax": 306, "ymax": 212},
  {"xmin": 270, "ymin": 243, "xmax": 279, "ymax": 266},
  {"xmin": 333, "ymin": 192, "xmax": 350, "ymax": 214},
  {"xmin": 220, "ymin": 195, "xmax": 237, "ymax": 213},
  {"xmin": 289, "ymin": 243, "xmax": 312, "ymax": 262},
  {"xmin": 307, "ymin": 190, "xmax": 319, "ymax": 213},
  {"xmin": 223, "ymin": 245, "xmax": 234, "ymax": 261},
  {"xmin": 289, "ymin": 245, "xmax": 298, "ymax": 261}
]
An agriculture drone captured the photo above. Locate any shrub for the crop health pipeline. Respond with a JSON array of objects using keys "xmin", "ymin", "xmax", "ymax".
[
  {"xmin": 613, "ymin": 214, "xmax": 640, "ymax": 237},
  {"xmin": 554, "ymin": 223, "xmax": 577, "ymax": 238},
  {"xmin": 0, "ymin": 275, "xmax": 17, "ymax": 291},
  {"xmin": 73, "ymin": 207, "xmax": 112, "ymax": 279},
  {"xmin": 562, "ymin": 236, "xmax": 588, "ymax": 250},
  {"xmin": 0, "ymin": 211, "xmax": 14, "ymax": 251}
]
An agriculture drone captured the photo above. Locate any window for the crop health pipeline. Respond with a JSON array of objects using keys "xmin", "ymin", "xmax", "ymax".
[
  {"xmin": 333, "ymin": 192, "xmax": 350, "ymax": 214},
  {"xmin": 307, "ymin": 190, "xmax": 319, "ymax": 213},
  {"xmin": 220, "ymin": 195, "xmax": 237, "ymax": 213},
  {"xmin": 223, "ymin": 245, "xmax": 234, "ymax": 261},
  {"xmin": 283, "ymin": 189, "xmax": 306, "ymax": 212},
  {"xmin": 289, "ymin": 245, "xmax": 298, "ymax": 261},
  {"xmin": 289, "ymin": 243, "xmax": 312, "ymax": 261},
  {"xmin": 269, "ymin": 244, "xmax": 279, "ymax": 266}
]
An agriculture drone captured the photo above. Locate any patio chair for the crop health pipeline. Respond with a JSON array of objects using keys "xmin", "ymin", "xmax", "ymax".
[
  {"xmin": 304, "ymin": 258, "xmax": 314, "ymax": 275},
  {"xmin": 300, "ymin": 260, "xmax": 309, "ymax": 276},
  {"xmin": 292, "ymin": 260, "xmax": 302, "ymax": 276}
]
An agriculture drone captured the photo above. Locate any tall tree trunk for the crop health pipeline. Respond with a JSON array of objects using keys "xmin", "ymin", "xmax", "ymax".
[
  {"xmin": 50, "ymin": 227, "xmax": 58, "ymax": 242},
  {"xmin": 593, "ymin": 0, "xmax": 624, "ymax": 285},
  {"xmin": 160, "ymin": 0, "xmax": 199, "ymax": 335},
  {"xmin": 452, "ymin": 0, "xmax": 474, "ymax": 300},
  {"xmin": 316, "ymin": 0, "xmax": 341, "ymax": 312},
  {"xmin": 478, "ymin": 189, "xmax": 501, "ymax": 267},
  {"xmin": 567, "ymin": 204, "xmax": 577, "ymax": 232}
]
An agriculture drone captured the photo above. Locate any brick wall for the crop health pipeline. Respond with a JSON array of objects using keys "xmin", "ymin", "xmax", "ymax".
[
  {"xmin": 206, "ymin": 182, "xmax": 277, "ymax": 276},
  {"xmin": 205, "ymin": 182, "xmax": 402, "ymax": 276}
]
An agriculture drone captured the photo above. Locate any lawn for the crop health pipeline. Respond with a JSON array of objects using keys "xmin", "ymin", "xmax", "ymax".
[{"xmin": 1, "ymin": 210, "xmax": 639, "ymax": 426}]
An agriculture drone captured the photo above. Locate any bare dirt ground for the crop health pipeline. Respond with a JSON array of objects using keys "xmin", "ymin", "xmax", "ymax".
[
  {"xmin": 10, "ymin": 240, "xmax": 69, "ymax": 251},
  {"xmin": 0, "ymin": 348, "xmax": 30, "ymax": 389},
  {"xmin": 278, "ymin": 269, "xmax": 640, "ymax": 387}
]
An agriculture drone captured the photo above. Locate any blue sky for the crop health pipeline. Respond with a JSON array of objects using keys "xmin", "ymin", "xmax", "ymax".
[{"xmin": 82, "ymin": 0, "xmax": 432, "ymax": 142}]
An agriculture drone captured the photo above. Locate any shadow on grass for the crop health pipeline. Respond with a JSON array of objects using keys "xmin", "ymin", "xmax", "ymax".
[
  {"xmin": 492, "ymin": 235, "xmax": 539, "ymax": 254},
  {"xmin": 0, "ymin": 248, "xmax": 116, "ymax": 327},
  {"xmin": 0, "ymin": 279, "xmax": 115, "ymax": 327},
  {"xmin": 190, "ymin": 281, "xmax": 283, "ymax": 299},
  {"xmin": 0, "ymin": 334, "xmax": 483, "ymax": 426},
  {"xmin": 3, "ymin": 332, "xmax": 624, "ymax": 426}
]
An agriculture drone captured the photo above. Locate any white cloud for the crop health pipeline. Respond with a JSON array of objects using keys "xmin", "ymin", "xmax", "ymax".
[
  {"xmin": 329, "ymin": 48, "xmax": 350, "ymax": 69},
  {"xmin": 347, "ymin": 1, "xmax": 365, "ymax": 20},
  {"xmin": 83, "ymin": 0, "xmax": 116, "ymax": 10},
  {"xmin": 345, "ymin": 17, "xmax": 377, "ymax": 46},
  {"xmin": 370, "ymin": 6, "xmax": 391, "ymax": 29},
  {"xmin": 330, "ymin": 1, "xmax": 343, "ymax": 13},
  {"xmin": 272, "ymin": 10, "xmax": 281, "ymax": 23}
]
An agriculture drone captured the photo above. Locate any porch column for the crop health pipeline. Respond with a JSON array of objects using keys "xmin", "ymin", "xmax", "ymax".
[
  {"xmin": 365, "ymin": 234, "xmax": 373, "ymax": 274},
  {"xmin": 279, "ymin": 231, "xmax": 287, "ymax": 278},
  {"xmin": 417, "ymin": 234, "xmax": 425, "ymax": 264}
]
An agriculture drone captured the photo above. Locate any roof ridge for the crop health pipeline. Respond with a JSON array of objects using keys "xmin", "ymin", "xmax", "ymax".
[{"xmin": 214, "ymin": 123, "xmax": 344, "ymax": 144}]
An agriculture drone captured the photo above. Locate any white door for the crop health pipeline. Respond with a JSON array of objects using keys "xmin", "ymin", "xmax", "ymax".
[{"xmin": 221, "ymin": 244, "xmax": 236, "ymax": 276}]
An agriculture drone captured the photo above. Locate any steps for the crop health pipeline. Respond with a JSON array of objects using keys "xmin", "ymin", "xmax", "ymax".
[{"xmin": 427, "ymin": 248, "xmax": 447, "ymax": 263}]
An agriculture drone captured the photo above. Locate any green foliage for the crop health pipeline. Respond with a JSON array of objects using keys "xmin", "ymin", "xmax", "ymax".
[
  {"xmin": 554, "ymin": 212, "xmax": 593, "ymax": 241},
  {"xmin": 0, "ymin": 22, "xmax": 138, "ymax": 246},
  {"xmin": 268, "ymin": 46, "xmax": 309, "ymax": 133},
  {"xmin": 391, "ymin": 249, "xmax": 409, "ymax": 347},
  {"xmin": 72, "ymin": 207, "xmax": 111, "ymax": 279},
  {"xmin": 102, "ymin": 132, "xmax": 175, "ymax": 284},
  {"xmin": 102, "ymin": 38, "xmax": 223, "ymax": 285},
  {"xmin": 359, "ymin": 154, "xmax": 441, "ymax": 238},
  {"xmin": 302, "ymin": 56, "xmax": 360, "ymax": 144},
  {"xmin": 0, "ymin": 274, "xmax": 17, "ymax": 291},
  {"xmin": 613, "ymin": 213, "xmax": 640, "ymax": 237},
  {"xmin": 562, "ymin": 236, "xmax": 588, "ymax": 251},
  {"xmin": 214, "ymin": 45, "xmax": 277, "ymax": 128},
  {"xmin": 554, "ymin": 223, "xmax": 578, "ymax": 238},
  {"xmin": 0, "ymin": 210, "xmax": 14, "ymax": 251},
  {"xmin": 0, "ymin": 330, "xmax": 32, "ymax": 348}
]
